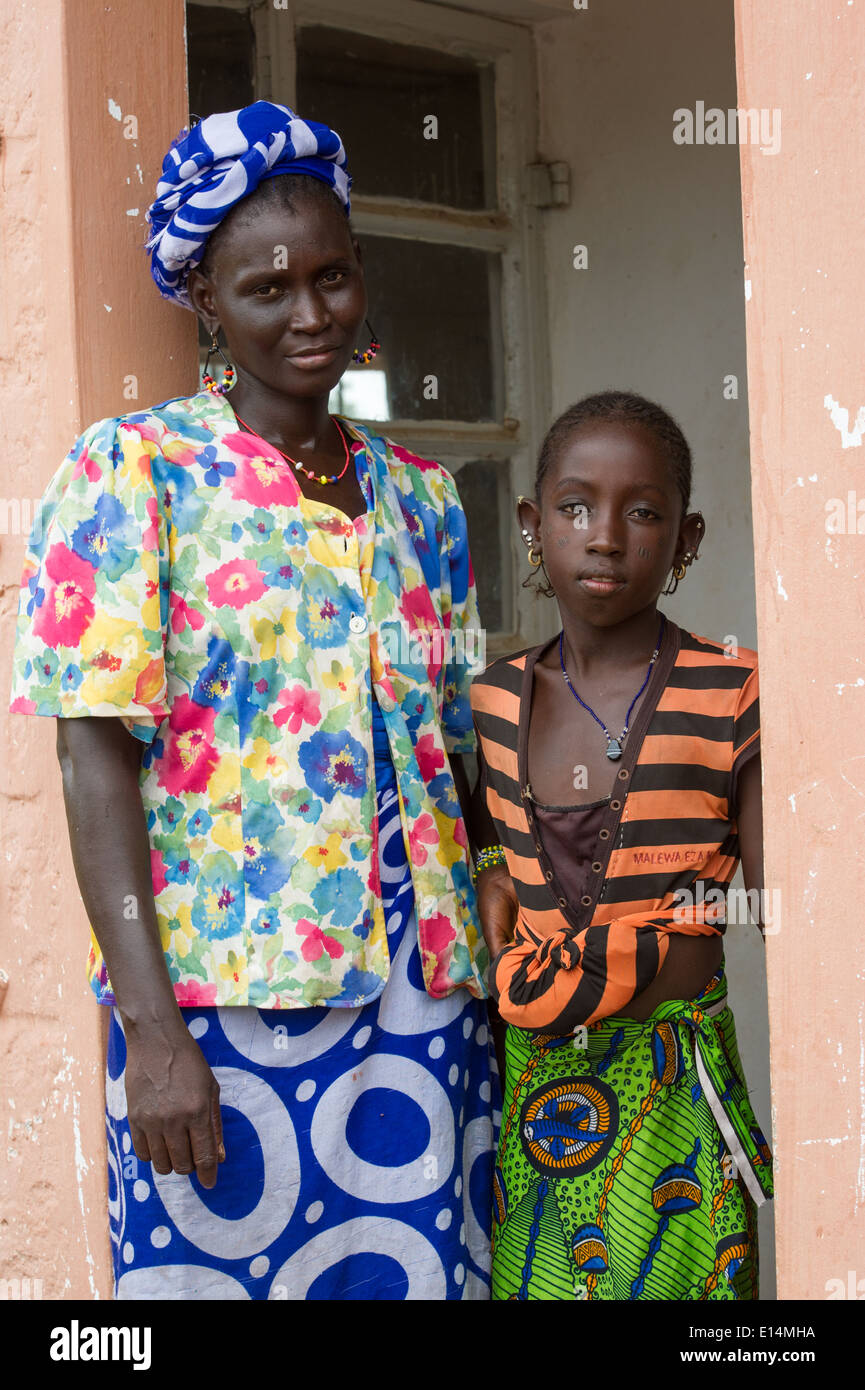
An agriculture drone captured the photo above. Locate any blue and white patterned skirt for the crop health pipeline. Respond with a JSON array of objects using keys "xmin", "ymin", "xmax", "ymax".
[{"xmin": 106, "ymin": 780, "xmax": 499, "ymax": 1300}]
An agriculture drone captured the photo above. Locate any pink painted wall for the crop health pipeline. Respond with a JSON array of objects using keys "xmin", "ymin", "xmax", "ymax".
[
  {"xmin": 0, "ymin": 0, "xmax": 194, "ymax": 1298},
  {"xmin": 735, "ymin": 0, "xmax": 865, "ymax": 1298}
]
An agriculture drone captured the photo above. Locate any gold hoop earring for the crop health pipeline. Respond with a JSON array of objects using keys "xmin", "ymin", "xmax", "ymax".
[
  {"xmin": 528, "ymin": 545, "xmax": 543, "ymax": 568},
  {"xmin": 522, "ymin": 554, "xmax": 555, "ymax": 598},
  {"xmin": 663, "ymin": 559, "xmax": 689, "ymax": 595}
]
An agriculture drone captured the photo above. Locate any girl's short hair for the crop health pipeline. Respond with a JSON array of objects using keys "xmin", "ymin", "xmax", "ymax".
[{"xmin": 535, "ymin": 390, "xmax": 693, "ymax": 515}]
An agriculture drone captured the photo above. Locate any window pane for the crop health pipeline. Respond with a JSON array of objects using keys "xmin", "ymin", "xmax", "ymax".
[
  {"xmin": 296, "ymin": 26, "xmax": 496, "ymax": 209},
  {"xmin": 455, "ymin": 459, "xmax": 511, "ymax": 634},
  {"xmin": 341, "ymin": 234, "xmax": 502, "ymax": 422},
  {"xmin": 187, "ymin": 5, "xmax": 255, "ymax": 119}
]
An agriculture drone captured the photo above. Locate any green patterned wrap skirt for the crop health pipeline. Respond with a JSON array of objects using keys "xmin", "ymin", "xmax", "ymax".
[{"xmin": 491, "ymin": 968, "xmax": 773, "ymax": 1301}]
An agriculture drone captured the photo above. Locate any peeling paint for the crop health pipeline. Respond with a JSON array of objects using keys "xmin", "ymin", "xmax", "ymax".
[
  {"xmin": 796, "ymin": 1135, "xmax": 847, "ymax": 1145},
  {"xmin": 824, "ymin": 394, "xmax": 865, "ymax": 448},
  {"xmin": 71, "ymin": 1094, "xmax": 99, "ymax": 1298},
  {"xmin": 107, "ymin": 98, "xmax": 122, "ymax": 121},
  {"xmin": 775, "ymin": 571, "xmax": 788, "ymax": 599}
]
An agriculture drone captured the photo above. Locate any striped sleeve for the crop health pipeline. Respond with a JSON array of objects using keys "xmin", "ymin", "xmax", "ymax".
[{"xmin": 730, "ymin": 663, "xmax": 759, "ymax": 811}]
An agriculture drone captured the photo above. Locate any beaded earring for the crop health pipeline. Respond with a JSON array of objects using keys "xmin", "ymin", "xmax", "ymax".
[
  {"xmin": 352, "ymin": 320, "xmax": 381, "ymax": 365},
  {"xmin": 202, "ymin": 333, "xmax": 236, "ymax": 394}
]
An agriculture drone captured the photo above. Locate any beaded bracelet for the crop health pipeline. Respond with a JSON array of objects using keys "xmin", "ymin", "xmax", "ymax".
[{"xmin": 472, "ymin": 845, "xmax": 507, "ymax": 882}]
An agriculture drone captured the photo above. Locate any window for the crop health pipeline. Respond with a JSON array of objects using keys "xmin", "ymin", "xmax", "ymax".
[
  {"xmin": 186, "ymin": 0, "xmax": 548, "ymax": 648},
  {"xmin": 187, "ymin": 4, "xmax": 254, "ymax": 116},
  {"xmin": 295, "ymin": 27, "xmax": 496, "ymax": 210}
]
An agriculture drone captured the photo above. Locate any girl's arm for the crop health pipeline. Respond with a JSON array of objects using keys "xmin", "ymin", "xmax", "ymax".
[
  {"xmin": 469, "ymin": 741, "xmax": 519, "ymax": 959},
  {"xmin": 735, "ymin": 753, "xmax": 765, "ymax": 930},
  {"xmin": 57, "ymin": 717, "xmax": 224, "ymax": 1186},
  {"xmin": 464, "ymin": 742, "xmax": 517, "ymax": 1075}
]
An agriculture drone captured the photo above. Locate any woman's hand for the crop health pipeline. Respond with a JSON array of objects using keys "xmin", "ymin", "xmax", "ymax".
[
  {"xmin": 476, "ymin": 863, "xmax": 519, "ymax": 958},
  {"xmin": 124, "ymin": 1018, "xmax": 224, "ymax": 1188},
  {"xmin": 56, "ymin": 717, "xmax": 227, "ymax": 1187}
]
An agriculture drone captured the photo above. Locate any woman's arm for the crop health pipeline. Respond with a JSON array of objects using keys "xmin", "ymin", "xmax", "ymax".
[
  {"xmin": 736, "ymin": 752, "xmax": 765, "ymax": 930},
  {"xmin": 57, "ymin": 717, "xmax": 224, "ymax": 1186}
]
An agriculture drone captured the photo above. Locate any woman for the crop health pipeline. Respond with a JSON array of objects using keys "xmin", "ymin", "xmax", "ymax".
[
  {"xmin": 470, "ymin": 392, "xmax": 772, "ymax": 1300},
  {"xmin": 10, "ymin": 102, "xmax": 496, "ymax": 1300}
]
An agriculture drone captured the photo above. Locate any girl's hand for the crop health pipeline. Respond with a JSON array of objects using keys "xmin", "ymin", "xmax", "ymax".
[
  {"xmin": 476, "ymin": 863, "xmax": 519, "ymax": 958},
  {"xmin": 123, "ymin": 1019, "xmax": 224, "ymax": 1189}
]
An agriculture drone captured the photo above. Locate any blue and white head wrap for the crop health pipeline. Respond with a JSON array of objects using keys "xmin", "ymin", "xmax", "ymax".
[{"xmin": 146, "ymin": 101, "xmax": 352, "ymax": 309}]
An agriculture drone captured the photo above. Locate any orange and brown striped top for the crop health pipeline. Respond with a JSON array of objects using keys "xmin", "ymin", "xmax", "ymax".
[{"xmin": 470, "ymin": 621, "xmax": 759, "ymax": 1031}]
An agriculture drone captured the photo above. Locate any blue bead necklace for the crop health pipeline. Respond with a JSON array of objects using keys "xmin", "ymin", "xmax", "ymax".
[{"xmin": 558, "ymin": 616, "xmax": 666, "ymax": 760}]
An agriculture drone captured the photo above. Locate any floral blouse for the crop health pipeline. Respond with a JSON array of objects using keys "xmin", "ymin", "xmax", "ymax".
[{"xmin": 9, "ymin": 392, "xmax": 489, "ymax": 1009}]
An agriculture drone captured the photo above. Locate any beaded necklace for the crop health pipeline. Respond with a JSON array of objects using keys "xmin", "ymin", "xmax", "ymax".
[
  {"xmin": 233, "ymin": 412, "xmax": 352, "ymax": 486},
  {"xmin": 558, "ymin": 615, "xmax": 666, "ymax": 760}
]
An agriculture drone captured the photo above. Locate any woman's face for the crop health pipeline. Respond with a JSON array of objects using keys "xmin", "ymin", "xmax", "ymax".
[
  {"xmin": 187, "ymin": 189, "xmax": 368, "ymax": 399},
  {"xmin": 524, "ymin": 420, "xmax": 701, "ymax": 627}
]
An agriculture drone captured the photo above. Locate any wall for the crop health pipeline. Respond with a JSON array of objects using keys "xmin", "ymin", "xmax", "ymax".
[
  {"xmin": 735, "ymin": 0, "xmax": 865, "ymax": 1300},
  {"xmin": 0, "ymin": 0, "xmax": 194, "ymax": 1298},
  {"xmin": 530, "ymin": 0, "xmax": 775, "ymax": 1293}
]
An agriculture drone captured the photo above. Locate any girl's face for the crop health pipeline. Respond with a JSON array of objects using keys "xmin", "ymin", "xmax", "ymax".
[
  {"xmin": 522, "ymin": 420, "xmax": 703, "ymax": 627},
  {"xmin": 187, "ymin": 193, "xmax": 368, "ymax": 399}
]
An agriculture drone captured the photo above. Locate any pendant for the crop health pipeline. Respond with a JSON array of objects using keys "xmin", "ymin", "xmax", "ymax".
[{"xmin": 606, "ymin": 738, "xmax": 622, "ymax": 760}]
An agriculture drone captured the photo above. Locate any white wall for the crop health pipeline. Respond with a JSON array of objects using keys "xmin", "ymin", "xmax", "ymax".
[{"xmin": 528, "ymin": 0, "xmax": 775, "ymax": 1295}]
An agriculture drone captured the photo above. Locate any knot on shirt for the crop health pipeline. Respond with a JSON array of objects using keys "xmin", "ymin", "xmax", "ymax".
[{"xmin": 543, "ymin": 931, "xmax": 582, "ymax": 972}]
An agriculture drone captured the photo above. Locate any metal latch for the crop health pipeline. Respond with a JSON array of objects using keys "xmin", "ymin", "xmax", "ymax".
[{"xmin": 525, "ymin": 161, "xmax": 571, "ymax": 208}]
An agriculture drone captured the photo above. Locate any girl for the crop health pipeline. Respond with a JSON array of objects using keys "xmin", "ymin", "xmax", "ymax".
[
  {"xmin": 9, "ymin": 102, "xmax": 495, "ymax": 1300},
  {"xmin": 470, "ymin": 391, "xmax": 773, "ymax": 1301}
]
